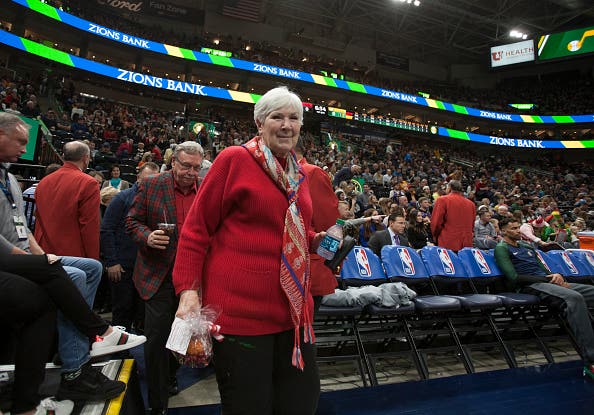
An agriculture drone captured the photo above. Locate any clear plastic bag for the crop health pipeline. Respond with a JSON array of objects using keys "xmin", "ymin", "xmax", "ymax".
[{"xmin": 172, "ymin": 306, "xmax": 221, "ymax": 368}]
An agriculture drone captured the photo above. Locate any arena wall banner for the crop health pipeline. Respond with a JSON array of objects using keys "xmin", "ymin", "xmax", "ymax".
[
  {"xmin": 11, "ymin": 0, "xmax": 594, "ymax": 125},
  {"xmin": 538, "ymin": 26, "xmax": 594, "ymax": 61},
  {"xmin": 86, "ymin": 0, "xmax": 203, "ymax": 24},
  {"xmin": 490, "ymin": 40, "xmax": 534, "ymax": 67},
  {"xmin": 1, "ymin": 30, "xmax": 593, "ymax": 150}
]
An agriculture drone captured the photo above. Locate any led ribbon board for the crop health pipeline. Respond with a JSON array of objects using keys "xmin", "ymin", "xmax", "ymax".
[
  {"xmin": 0, "ymin": 30, "xmax": 261, "ymax": 103},
  {"xmin": 12, "ymin": 0, "xmax": 594, "ymax": 125},
  {"xmin": 2, "ymin": 31, "xmax": 593, "ymax": 150}
]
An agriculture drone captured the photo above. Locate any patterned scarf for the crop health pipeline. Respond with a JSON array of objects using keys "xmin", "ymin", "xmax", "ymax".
[{"xmin": 243, "ymin": 136, "xmax": 314, "ymax": 370}]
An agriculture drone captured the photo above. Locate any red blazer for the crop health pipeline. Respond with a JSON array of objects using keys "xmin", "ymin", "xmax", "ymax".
[
  {"xmin": 430, "ymin": 192, "xmax": 476, "ymax": 251},
  {"xmin": 125, "ymin": 171, "xmax": 182, "ymax": 300},
  {"xmin": 300, "ymin": 159, "xmax": 339, "ymax": 296},
  {"xmin": 34, "ymin": 162, "xmax": 100, "ymax": 259}
]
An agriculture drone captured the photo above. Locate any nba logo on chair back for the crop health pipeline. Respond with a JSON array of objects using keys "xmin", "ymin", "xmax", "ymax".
[
  {"xmin": 398, "ymin": 247, "xmax": 415, "ymax": 275},
  {"xmin": 561, "ymin": 252, "xmax": 579, "ymax": 274},
  {"xmin": 438, "ymin": 248, "xmax": 455, "ymax": 274},
  {"xmin": 535, "ymin": 251, "xmax": 551, "ymax": 273},
  {"xmin": 472, "ymin": 249, "xmax": 491, "ymax": 274},
  {"xmin": 585, "ymin": 251, "xmax": 594, "ymax": 268},
  {"xmin": 354, "ymin": 248, "xmax": 372, "ymax": 277}
]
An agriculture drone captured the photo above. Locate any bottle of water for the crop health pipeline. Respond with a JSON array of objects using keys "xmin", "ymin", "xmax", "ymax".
[{"xmin": 317, "ymin": 219, "xmax": 345, "ymax": 260}]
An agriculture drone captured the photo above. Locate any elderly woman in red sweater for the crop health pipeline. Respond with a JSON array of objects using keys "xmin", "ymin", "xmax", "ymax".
[{"xmin": 172, "ymin": 86, "xmax": 323, "ymax": 415}]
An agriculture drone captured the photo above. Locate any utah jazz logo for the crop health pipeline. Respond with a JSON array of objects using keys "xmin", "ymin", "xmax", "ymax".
[
  {"xmin": 472, "ymin": 249, "xmax": 491, "ymax": 274},
  {"xmin": 567, "ymin": 29, "xmax": 594, "ymax": 52},
  {"xmin": 398, "ymin": 248, "xmax": 415, "ymax": 275},
  {"xmin": 438, "ymin": 248, "xmax": 455, "ymax": 274},
  {"xmin": 354, "ymin": 248, "xmax": 372, "ymax": 277}
]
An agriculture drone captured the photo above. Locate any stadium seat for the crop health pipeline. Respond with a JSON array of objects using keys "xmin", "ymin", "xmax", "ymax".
[
  {"xmin": 315, "ymin": 246, "xmax": 383, "ymax": 387},
  {"xmin": 547, "ymin": 250, "xmax": 594, "ymax": 283},
  {"xmin": 379, "ymin": 246, "xmax": 477, "ymax": 378},
  {"xmin": 458, "ymin": 248, "xmax": 558, "ymax": 364},
  {"xmin": 333, "ymin": 246, "xmax": 421, "ymax": 384},
  {"xmin": 121, "ymin": 173, "xmax": 137, "ymax": 184},
  {"xmin": 118, "ymin": 164, "xmax": 137, "ymax": 175},
  {"xmin": 420, "ymin": 246, "xmax": 517, "ymax": 369},
  {"xmin": 566, "ymin": 250, "xmax": 594, "ymax": 278}
]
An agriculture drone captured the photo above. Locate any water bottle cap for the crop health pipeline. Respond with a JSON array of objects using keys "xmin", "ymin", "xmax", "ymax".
[{"xmin": 336, "ymin": 219, "xmax": 345, "ymax": 225}]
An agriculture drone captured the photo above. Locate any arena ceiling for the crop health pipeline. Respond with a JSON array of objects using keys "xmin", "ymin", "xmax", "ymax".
[{"xmin": 208, "ymin": 0, "xmax": 594, "ymax": 65}]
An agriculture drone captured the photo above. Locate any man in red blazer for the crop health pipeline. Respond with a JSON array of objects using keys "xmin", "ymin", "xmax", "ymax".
[
  {"xmin": 296, "ymin": 143, "xmax": 339, "ymax": 310},
  {"xmin": 34, "ymin": 140, "xmax": 100, "ymax": 259},
  {"xmin": 430, "ymin": 180, "xmax": 476, "ymax": 251},
  {"xmin": 126, "ymin": 141, "xmax": 205, "ymax": 415}
]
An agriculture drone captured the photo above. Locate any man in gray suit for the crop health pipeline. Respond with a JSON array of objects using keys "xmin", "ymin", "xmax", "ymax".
[{"xmin": 369, "ymin": 212, "xmax": 410, "ymax": 257}]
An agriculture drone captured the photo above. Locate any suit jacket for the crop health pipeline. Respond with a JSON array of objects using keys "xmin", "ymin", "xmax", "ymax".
[
  {"xmin": 368, "ymin": 229, "xmax": 410, "ymax": 258},
  {"xmin": 300, "ymin": 158, "xmax": 339, "ymax": 296},
  {"xmin": 34, "ymin": 162, "xmax": 101, "ymax": 259},
  {"xmin": 126, "ymin": 171, "xmax": 182, "ymax": 300},
  {"xmin": 430, "ymin": 192, "xmax": 475, "ymax": 251},
  {"xmin": 101, "ymin": 184, "xmax": 139, "ymax": 269}
]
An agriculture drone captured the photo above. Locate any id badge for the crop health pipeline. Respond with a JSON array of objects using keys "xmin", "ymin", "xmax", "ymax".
[{"xmin": 13, "ymin": 215, "xmax": 27, "ymax": 240}]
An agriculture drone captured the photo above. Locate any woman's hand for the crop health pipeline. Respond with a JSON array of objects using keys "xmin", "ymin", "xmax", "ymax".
[
  {"xmin": 311, "ymin": 231, "xmax": 326, "ymax": 253},
  {"xmin": 176, "ymin": 290, "xmax": 201, "ymax": 318},
  {"xmin": 46, "ymin": 254, "xmax": 60, "ymax": 264}
]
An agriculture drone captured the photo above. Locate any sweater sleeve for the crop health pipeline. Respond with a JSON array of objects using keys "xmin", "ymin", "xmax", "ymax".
[
  {"xmin": 519, "ymin": 224, "xmax": 540, "ymax": 243},
  {"xmin": 494, "ymin": 242, "xmax": 549, "ymax": 290}
]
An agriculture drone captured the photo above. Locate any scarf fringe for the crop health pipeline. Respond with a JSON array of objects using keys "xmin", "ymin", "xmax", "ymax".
[
  {"xmin": 303, "ymin": 301, "xmax": 315, "ymax": 344},
  {"xmin": 292, "ymin": 327, "xmax": 304, "ymax": 370}
]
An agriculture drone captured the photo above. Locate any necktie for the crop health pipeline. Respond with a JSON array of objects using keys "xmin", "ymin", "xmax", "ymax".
[{"xmin": 393, "ymin": 234, "xmax": 400, "ymax": 245}]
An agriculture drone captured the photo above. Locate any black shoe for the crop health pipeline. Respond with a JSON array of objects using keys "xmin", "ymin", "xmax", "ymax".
[
  {"xmin": 168, "ymin": 378, "xmax": 179, "ymax": 396},
  {"xmin": 52, "ymin": 353, "xmax": 63, "ymax": 366},
  {"xmin": 56, "ymin": 364, "xmax": 126, "ymax": 402},
  {"xmin": 150, "ymin": 409, "xmax": 167, "ymax": 415}
]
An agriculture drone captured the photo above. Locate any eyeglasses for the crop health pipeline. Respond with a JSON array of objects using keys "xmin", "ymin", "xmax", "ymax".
[{"xmin": 176, "ymin": 161, "xmax": 202, "ymax": 172}]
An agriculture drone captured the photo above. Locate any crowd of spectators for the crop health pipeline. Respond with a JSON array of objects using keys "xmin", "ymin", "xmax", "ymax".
[{"xmin": 3, "ymin": 71, "xmax": 593, "ymax": 254}]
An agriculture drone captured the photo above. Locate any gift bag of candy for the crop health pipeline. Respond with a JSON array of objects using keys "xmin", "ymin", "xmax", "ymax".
[{"xmin": 167, "ymin": 306, "xmax": 223, "ymax": 368}]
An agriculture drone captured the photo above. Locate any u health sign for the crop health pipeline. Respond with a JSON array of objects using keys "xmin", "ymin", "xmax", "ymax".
[{"xmin": 491, "ymin": 40, "xmax": 534, "ymax": 67}]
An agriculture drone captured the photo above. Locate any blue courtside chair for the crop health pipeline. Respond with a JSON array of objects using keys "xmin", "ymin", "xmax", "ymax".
[
  {"xmin": 547, "ymin": 250, "xmax": 594, "ymax": 283},
  {"xmin": 458, "ymin": 248, "xmax": 557, "ymax": 364},
  {"xmin": 316, "ymin": 246, "xmax": 384, "ymax": 387},
  {"xmin": 380, "ymin": 246, "xmax": 474, "ymax": 377},
  {"xmin": 421, "ymin": 246, "xmax": 517, "ymax": 369}
]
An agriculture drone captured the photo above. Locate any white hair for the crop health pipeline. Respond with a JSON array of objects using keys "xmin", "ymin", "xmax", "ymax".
[{"xmin": 253, "ymin": 86, "xmax": 303, "ymax": 126}]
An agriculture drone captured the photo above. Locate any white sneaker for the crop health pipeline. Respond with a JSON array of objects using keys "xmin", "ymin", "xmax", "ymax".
[
  {"xmin": 90, "ymin": 326, "xmax": 147, "ymax": 357},
  {"xmin": 34, "ymin": 397, "xmax": 74, "ymax": 415}
]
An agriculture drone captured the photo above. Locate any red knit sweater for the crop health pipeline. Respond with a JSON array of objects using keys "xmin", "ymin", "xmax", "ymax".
[{"xmin": 172, "ymin": 145, "xmax": 316, "ymax": 336}]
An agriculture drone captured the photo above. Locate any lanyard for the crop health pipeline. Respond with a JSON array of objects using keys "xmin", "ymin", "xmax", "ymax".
[{"xmin": 0, "ymin": 174, "xmax": 17, "ymax": 209}]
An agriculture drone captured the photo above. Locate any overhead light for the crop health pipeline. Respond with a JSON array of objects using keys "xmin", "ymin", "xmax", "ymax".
[
  {"xmin": 413, "ymin": 0, "xmax": 420, "ymax": 5},
  {"xmin": 510, "ymin": 29, "xmax": 528, "ymax": 39}
]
